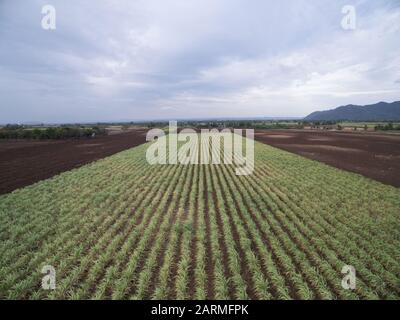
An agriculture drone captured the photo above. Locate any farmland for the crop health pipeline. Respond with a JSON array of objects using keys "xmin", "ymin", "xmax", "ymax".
[
  {"xmin": 0, "ymin": 128, "xmax": 147, "ymax": 195},
  {"xmin": 255, "ymin": 129, "xmax": 400, "ymax": 187},
  {"xmin": 0, "ymin": 137, "xmax": 399, "ymax": 300}
]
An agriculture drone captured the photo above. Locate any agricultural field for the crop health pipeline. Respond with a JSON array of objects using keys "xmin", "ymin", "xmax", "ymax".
[
  {"xmin": 255, "ymin": 130, "xmax": 400, "ymax": 187},
  {"xmin": 339, "ymin": 122, "xmax": 400, "ymax": 129},
  {"xmin": 0, "ymin": 137, "xmax": 399, "ymax": 300},
  {"xmin": 0, "ymin": 128, "xmax": 147, "ymax": 195}
]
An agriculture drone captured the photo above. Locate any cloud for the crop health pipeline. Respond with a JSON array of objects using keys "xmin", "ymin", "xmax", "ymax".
[{"xmin": 0, "ymin": 0, "xmax": 399, "ymax": 122}]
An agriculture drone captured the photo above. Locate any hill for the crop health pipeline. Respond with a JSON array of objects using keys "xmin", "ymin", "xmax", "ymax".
[{"xmin": 304, "ymin": 101, "xmax": 400, "ymax": 121}]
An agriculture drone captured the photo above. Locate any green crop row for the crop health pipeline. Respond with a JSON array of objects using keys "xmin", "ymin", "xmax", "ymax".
[{"xmin": 0, "ymin": 138, "xmax": 399, "ymax": 299}]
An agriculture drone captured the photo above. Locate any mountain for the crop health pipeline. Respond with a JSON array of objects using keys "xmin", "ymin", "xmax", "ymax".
[{"xmin": 304, "ymin": 101, "xmax": 400, "ymax": 121}]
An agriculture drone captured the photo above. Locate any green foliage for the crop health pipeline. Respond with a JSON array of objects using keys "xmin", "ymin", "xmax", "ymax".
[
  {"xmin": 375, "ymin": 122, "xmax": 400, "ymax": 131},
  {"xmin": 0, "ymin": 126, "xmax": 106, "ymax": 139},
  {"xmin": 0, "ymin": 139, "xmax": 399, "ymax": 300}
]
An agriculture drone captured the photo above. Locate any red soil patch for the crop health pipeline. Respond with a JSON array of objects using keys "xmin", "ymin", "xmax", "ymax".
[
  {"xmin": 0, "ymin": 129, "xmax": 147, "ymax": 195},
  {"xmin": 255, "ymin": 130, "xmax": 400, "ymax": 188}
]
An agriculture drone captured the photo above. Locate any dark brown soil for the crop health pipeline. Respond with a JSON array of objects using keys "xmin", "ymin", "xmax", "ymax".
[
  {"xmin": 0, "ymin": 129, "xmax": 148, "ymax": 195},
  {"xmin": 255, "ymin": 130, "xmax": 400, "ymax": 188}
]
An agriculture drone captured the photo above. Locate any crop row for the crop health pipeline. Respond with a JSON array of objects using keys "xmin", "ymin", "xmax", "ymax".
[{"xmin": 0, "ymin": 138, "xmax": 399, "ymax": 299}]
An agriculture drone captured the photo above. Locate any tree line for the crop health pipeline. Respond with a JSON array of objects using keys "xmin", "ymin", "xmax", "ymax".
[
  {"xmin": 374, "ymin": 123, "xmax": 400, "ymax": 131},
  {"xmin": 0, "ymin": 125, "xmax": 106, "ymax": 139}
]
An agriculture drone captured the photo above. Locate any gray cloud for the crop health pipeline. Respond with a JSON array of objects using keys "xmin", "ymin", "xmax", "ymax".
[{"xmin": 0, "ymin": 0, "xmax": 399, "ymax": 123}]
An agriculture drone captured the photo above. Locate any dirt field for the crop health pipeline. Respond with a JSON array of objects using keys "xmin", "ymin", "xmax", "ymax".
[
  {"xmin": 255, "ymin": 130, "xmax": 400, "ymax": 187},
  {"xmin": 0, "ymin": 129, "xmax": 147, "ymax": 195}
]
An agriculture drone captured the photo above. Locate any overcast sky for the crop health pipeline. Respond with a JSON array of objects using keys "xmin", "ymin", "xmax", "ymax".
[{"xmin": 0, "ymin": 0, "xmax": 399, "ymax": 123}]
